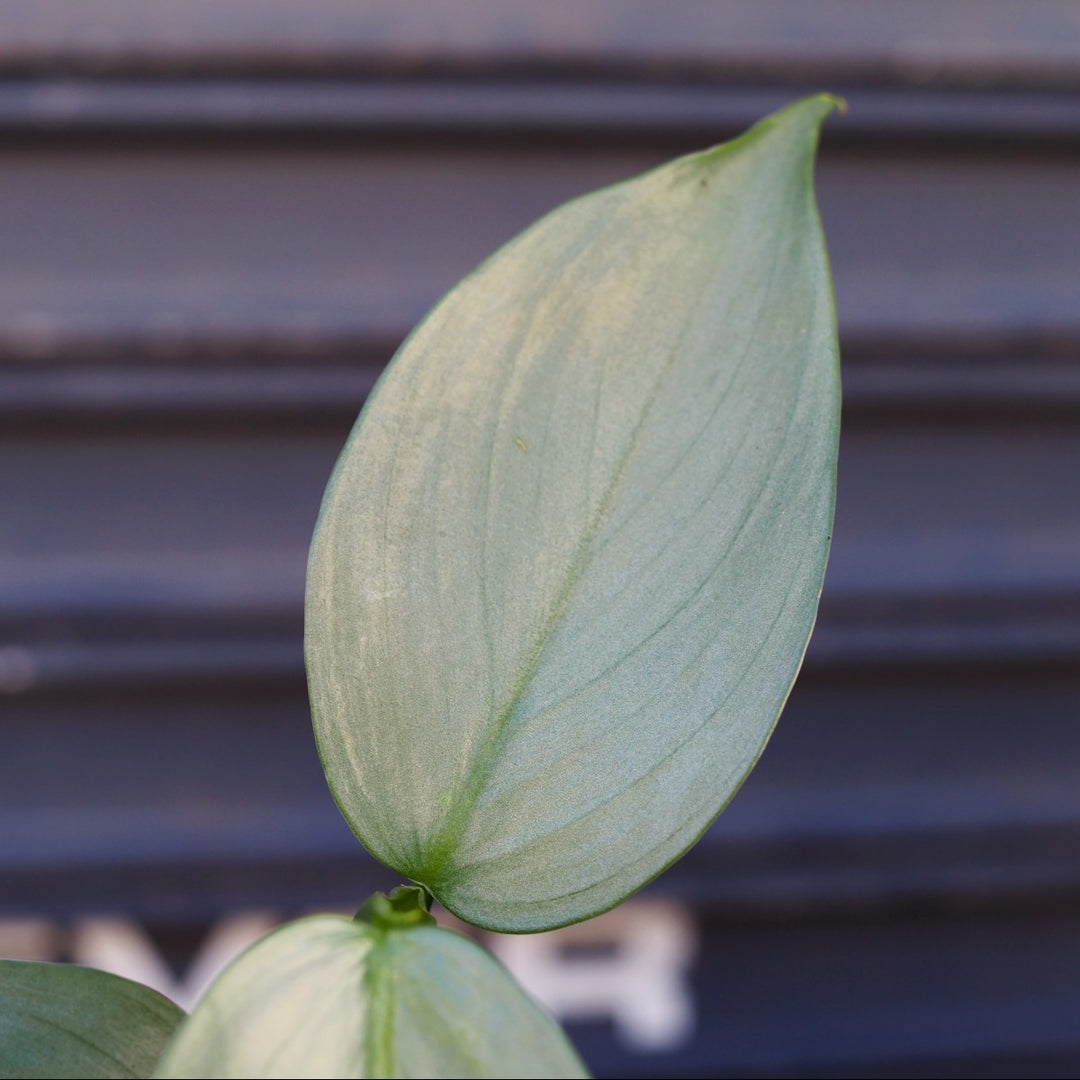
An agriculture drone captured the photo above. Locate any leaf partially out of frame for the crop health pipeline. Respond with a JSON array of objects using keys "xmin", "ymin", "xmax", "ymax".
[
  {"xmin": 307, "ymin": 94, "xmax": 842, "ymax": 932},
  {"xmin": 153, "ymin": 900, "xmax": 589, "ymax": 1079},
  {"xmin": 0, "ymin": 959, "xmax": 183, "ymax": 1079}
]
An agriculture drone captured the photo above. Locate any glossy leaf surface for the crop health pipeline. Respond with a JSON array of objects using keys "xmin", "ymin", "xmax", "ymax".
[
  {"xmin": 307, "ymin": 95, "xmax": 842, "ymax": 931},
  {"xmin": 153, "ymin": 903, "xmax": 589, "ymax": 1079},
  {"xmin": 0, "ymin": 960, "xmax": 183, "ymax": 1079}
]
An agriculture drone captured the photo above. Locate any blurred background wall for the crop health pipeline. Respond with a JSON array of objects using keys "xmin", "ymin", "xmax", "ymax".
[{"xmin": 2, "ymin": 2, "xmax": 1079, "ymax": 1075}]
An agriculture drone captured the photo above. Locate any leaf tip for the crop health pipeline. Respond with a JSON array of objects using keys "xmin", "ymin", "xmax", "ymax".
[{"xmin": 776, "ymin": 92, "xmax": 845, "ymax": 132}]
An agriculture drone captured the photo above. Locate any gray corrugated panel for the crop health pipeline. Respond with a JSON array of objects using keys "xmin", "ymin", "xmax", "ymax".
[
  {"xmin": 573, "ymin": 904, "xmax": 1080, "ymax": 1077},
  {"xmin": 1, "ymin": 10, "xmax": 1077, "ymax": 1077}
]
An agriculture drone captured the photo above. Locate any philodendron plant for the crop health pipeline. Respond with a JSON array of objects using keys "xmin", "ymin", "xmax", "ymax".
[{"xmin": 0, "ymin": 94, "xmax": 841, "ymax": 1079}]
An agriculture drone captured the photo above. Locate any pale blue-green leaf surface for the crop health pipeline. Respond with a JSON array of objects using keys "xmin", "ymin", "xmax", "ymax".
[
  {"xmin": 152, "ymin": 909, "xmax": 589, "ymax": 1079},
  {"xmin": 0, "ymin": 960, "xmax": 184, "ymax": 1079},
  {"xmin": 306, "ymin": 95, "xmax": 842, "ymax": 931}
]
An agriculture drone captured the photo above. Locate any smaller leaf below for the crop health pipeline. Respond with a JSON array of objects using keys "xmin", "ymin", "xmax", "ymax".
[
  {"xmin": 0, "ymin": 960, "xmax": 184, "ymax": 1080},
  {"xmin": 153, "ymin": 911, "xmax": 589, "ymax": 1079}
]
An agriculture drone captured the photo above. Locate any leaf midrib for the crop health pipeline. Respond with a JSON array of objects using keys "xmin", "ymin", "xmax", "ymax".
[
  {"xmin": 433, "ymin": 189, "xmax": 817, "ymax": 892},
  {"xmin": 417, "ymin": 268, "xmax": 716, "ymax": 891}
]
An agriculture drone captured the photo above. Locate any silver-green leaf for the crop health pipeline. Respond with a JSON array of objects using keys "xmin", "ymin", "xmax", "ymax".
[
  {"xmin": 153, "ymin": 904, "xmax": 589, "ymax": 1079},
  {"xmin": 0, "ymin": 960, "xmax": 184, "ymax": 1079},
  {"xmin": 307, "ymin": 94, "xmax": 842, "ymax": 931}
]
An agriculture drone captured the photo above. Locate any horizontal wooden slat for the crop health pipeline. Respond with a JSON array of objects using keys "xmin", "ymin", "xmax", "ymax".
[
  {"xmin": 4, "ymin": 336, "xmax": 1080, "ymax": 421},
  {"xmin": 0, "ymin": 143, "xmax": 1073, "ymax": 349},
  {"xmin": 5, "ymin": 662, "xmax": 1080, "ymax": 914},
  {"xmin": 5, "ymin": 421, "xmax": 1079, "ymax": 672},
  {"xmin": 4, "ymin": 593, "xmax": 1080, "ymax": 696},
  {"xmin": 0, "ymin": 360, "xmax": 381, "ymax": 421},
  {"xmin": 0, "ymin": 82, "xmax": 1076, "ymax": 145},
  {"xmin": 0, "ymin": 1, "xmax": 1077, "ymax": 89}
]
